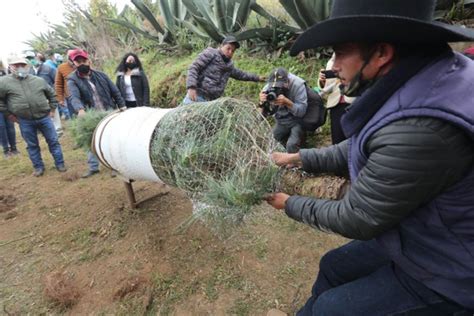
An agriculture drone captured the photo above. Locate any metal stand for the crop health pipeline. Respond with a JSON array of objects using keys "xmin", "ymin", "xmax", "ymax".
[{"xmin": 123, "ymin": 180, "xmax": 168, "ymax": 209}]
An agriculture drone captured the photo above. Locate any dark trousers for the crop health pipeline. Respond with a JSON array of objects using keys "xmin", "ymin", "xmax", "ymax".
[
  {"xmin": 297, "ymin": 240, "xmax": 470, "ymax": 315},
  {"xmin": 273, "ymin": 121, "xmax": 304, "ymax": 153},
  {"xmin": 18, "ymin": 116, "xmax": 64, "ymax": 170},
  {"xmin": 0, "ymin": 112, "xmax": 16, "ymax": 153},
  {"xmin": 329, "ymin": 102, "xmax": 349, "ymax": 145},
  {"xmin": 125, "ymin": 100, "xmax": 138, "ymax": 108}
]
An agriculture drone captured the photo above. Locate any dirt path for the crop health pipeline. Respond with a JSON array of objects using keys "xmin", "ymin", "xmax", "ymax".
[{"xmin": 0, "ymin": 126, "xmax": 345, "ymax": 315}]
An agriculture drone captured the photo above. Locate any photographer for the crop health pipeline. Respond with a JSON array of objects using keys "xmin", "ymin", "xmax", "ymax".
[{"xmin": 259, "ymin": 68, "xmax": 307, "ymax": 153}]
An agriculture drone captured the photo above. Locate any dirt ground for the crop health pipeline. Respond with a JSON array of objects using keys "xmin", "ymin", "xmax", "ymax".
[{"xmin": 0, "ymin": 124, "xmax": 346, "ymax": 315}]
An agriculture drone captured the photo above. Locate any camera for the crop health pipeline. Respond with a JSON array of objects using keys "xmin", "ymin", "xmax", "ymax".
[{"xmin": 265, "ymin": 87, "xmax": 286, "ymax": 101}]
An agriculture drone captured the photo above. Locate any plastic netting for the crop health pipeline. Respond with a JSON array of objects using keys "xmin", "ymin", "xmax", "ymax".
[{"xmin": 150, "ymin": 97, "xmax": 283, "ymax": 224}]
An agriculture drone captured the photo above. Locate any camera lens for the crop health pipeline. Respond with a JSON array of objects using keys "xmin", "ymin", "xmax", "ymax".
[{"xmin": 267, "ymin": 91, "xmax": 277, "ymax": 101}]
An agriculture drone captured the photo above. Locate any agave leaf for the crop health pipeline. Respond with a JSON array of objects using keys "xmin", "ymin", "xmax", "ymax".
[
  {"xmin": 131, "ymin": 0, "xmax": 166, "ymax": 34},
  {"xmin": 107, "ymin": 18, "xmax": 161, "ymax": 41},
  {"xmin": 234, "ymin": 0, "xmax": 252, "ymax": 32}
]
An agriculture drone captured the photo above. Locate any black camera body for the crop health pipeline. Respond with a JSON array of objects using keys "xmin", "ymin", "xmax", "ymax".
[{"xmin": 265, "ymin": 86, "xmax": 287, "ymax": 101}]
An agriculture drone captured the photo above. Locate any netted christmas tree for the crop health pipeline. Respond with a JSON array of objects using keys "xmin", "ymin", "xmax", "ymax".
[{"xmin": 150, "ymin": 98, "xmax": 283, "ymax": 225}]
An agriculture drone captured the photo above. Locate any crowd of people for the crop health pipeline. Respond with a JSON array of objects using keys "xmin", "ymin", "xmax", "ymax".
[{"xmin": 1, "ymin": 0, "xmax": 474, "ymax": 314}]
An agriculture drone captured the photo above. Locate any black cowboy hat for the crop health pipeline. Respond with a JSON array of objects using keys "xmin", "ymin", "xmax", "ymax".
[{"xmin": 290, "ymin": 0, "xmax": 474, "ymax": 56}]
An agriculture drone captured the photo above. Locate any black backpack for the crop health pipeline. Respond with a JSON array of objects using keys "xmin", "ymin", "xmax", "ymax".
[{"xmin": 301, "ymin": 85, "xmax": 327, "ymax": 132}]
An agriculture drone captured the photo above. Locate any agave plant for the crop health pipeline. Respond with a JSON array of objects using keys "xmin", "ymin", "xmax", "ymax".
[
  {"xmin": 181, "ymin": 0, "xmax": 255, "ymax": 42},
  {"xmin": 279, "ymin": 0, "xmax": 333, "ymax": 30}
]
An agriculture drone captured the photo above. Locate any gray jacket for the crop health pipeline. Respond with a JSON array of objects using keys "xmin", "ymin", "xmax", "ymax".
[
  {"xmin": 262, "ymin": 73, "xmax": 308, "ymax": 125},
  {"xmin": 285, "ymin": 117, "xmax": 474, "ymax": 240},
  {"xmin": 186, "ymin": 47, "xmax": 260, "ymax": 100}
]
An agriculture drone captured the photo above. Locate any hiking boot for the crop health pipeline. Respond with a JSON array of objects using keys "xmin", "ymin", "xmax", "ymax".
[
  {"xmin": 33, "ymin": 169, "xmax": 44, "ymax": 177},
  {"xmin": 81, "ymin": 170, "xmax": 99, "ymax": 178},
  {"xmin": 56, "ymin": 165, "xmax": 67, "ymax": 172}
]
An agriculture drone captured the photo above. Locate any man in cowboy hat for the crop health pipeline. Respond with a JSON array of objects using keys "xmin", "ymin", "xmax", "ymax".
[{"xmin": 265, "ymin": 0, "xmax": 474, "ymax": 314}]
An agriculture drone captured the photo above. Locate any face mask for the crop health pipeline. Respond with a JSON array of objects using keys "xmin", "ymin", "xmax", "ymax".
[
  {"xmin": 77, "ymin": 64, "xmax": 90, "ymax": 75},
  {"xmin": 11, "ymin": 66, "xmax": 29, "ymax": 79},
  {"xmin": 125, "ymin": 62, "xmax": 137, "ymax": 69},
  {"xmin": 340, "ymin": 70, "xmax": 378, "ymax": 97},
  {"xmin": 339, "ymin": 48, "xmax": 380, "ymax": 97},
  {"xmin": 28, "ymin": 59, "xmax": 38, "ymax": 67}
]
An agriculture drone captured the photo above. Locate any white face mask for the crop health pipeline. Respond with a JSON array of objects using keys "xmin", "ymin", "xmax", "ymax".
[
  {"xmin": 16, "ymin": 67, "xmax": 29, "ymax": 78},
  {"xmin": 10, "ymin": 65, "xmax": 29, "ymax": 79}
]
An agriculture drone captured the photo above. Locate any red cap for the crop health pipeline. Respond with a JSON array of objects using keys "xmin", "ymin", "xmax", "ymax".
[
  {"xmin": 69, "ymin": 49, "xmax": 89, "ymax": 61},
  {"xmin": 464, "ymin": 46, "xmax": 474, "ymax": 55}
]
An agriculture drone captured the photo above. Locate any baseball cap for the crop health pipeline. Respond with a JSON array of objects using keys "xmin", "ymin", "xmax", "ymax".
[
  {"xmin": 8, "ymin": 55, "xmax": 28, "ymax": 65},
  {"xmin": 221, "ymin": 36, "xmax": 240, "ymax": 49},
  {"xmin": 267, "ymin": 68, "xmax": 289, "ymax": 88},
  {"xmin": 69, "ymin": 49, "xmax": 89, "ymax": 61}
]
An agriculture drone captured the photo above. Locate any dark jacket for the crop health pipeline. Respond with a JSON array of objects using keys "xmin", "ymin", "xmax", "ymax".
[
  {"xmin": 67, "ymin": 69, "xmax": 125, "ymax": 112},
  {"xmin": 0, "ymin": 74, "xmax": 58, "ymax": 120},
  {"xmin": 285, "ymin": 52, "xmax": 474, "ymax": 309},
  {"xmin": 116, "ymin": 68, "xmax": 150, "ymax": 106},
  {"xmin": 31, "ymin": 63, "xmax": 56, "ymax": 87},
  {"xmin": 186, "ymin": 47, "xmax": 260, "ymax": 100}
]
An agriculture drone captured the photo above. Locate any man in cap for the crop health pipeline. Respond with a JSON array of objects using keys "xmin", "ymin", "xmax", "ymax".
[
  {"xmin": 67, "ymin": 48, "xmax": 125, "ymax": 178},
  {"xmin": 0, "ymin": 55, "xmax": 66, "ymax": 176},
  {"xmin": 258, "ymin": 68, "xmax": 308, "ymax": 153},
  {"xmin": 183, "ymin": 35, "xmax": 265, "ymax": 105},
  {"xmin": 265, "ymin": 0, "xmax": 474, "ymax": 314}
]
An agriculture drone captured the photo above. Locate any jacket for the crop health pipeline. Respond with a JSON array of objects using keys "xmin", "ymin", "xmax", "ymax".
[
  {"xmin": 116, "ymin": 68, "xmax": 150, "ymax": 106},
  {"xmin": 67, "ymin": 69, "xmax": 125, "ymax": 112},
  {"xmin": 0, "ymin": 74, "xmax": 58, "ymax": 119},
  {"xmin": 285, "ymin": 52, "xmax": 474, "ymax": 308},
  {"xmin": 186, "ymin": 47, "xmax": 260, "ymax": 100},
  {"xmin": 32, "ymin": 63, "xmax": 56, "ymax": 87},
  {"xmin": 55, "ymin": 62, "xmax": 75, "ymax": 103},
  {"xmin": 261, "ymin": 73, "xmax": 308, "ymax": 125}
]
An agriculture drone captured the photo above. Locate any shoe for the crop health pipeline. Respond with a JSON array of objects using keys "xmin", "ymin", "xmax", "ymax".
[
  {"xmin": 33, "ymin": 169, "xmax": 44, "ymax": 177},
  {"xmin": 81, "ymin": 170, "xmax": 99, "ymax": 178},
  {"xmin": 56, "ymin": 165, "xmax": 67, "ymax": 172},
  {"xmin": 10, "ymin": 149, "xmax": 20, "ymax": 156},
  {"xmin": 3, "ymin": 152, "xmax": 11, "ymax": 159}
]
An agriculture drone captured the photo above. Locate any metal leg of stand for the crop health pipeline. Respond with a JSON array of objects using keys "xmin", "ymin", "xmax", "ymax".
[{"xmin": 124, "ymin": 181, "xmax": 137, "ymax": 209}]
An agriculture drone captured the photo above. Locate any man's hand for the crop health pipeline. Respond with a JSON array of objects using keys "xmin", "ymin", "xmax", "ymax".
[
  {"xmin": 49, "ymin": 110, "xmax": 55, "ymax": 118},
  {"xmin": 271, "ymin": 152, "xmax": 302, "ymax": 168},
  {"xmin": 7, "ymin": 115, "xmax": 18, "ymax": 123},
  {"xmin": 77, "ymin": 109, "xmax": 86, "ymax": 117},
  {"xmin": 274, "ymin": 95, "xmax": 293, "ymax": 108},
  {"xmin": 259, "ymin": 76, "xmax": 267, "ymax": 82},
  {"xmin": 259, "ymin": 91, "xmax": 267, "ymax": 103},
  {"xmin": 264, "ymin": 193, "xmax": 290, "ymax": 210},
  {"xmin": 319, "ymin": 68, "xmax": 326, "ymax": 88},
  {"xmin": 188, "ymin": 88, "xmax": 197, "ymax": 101},
  {"xmin": 59, "ymin": 101, "xmax": 66, "ymax": 108}
]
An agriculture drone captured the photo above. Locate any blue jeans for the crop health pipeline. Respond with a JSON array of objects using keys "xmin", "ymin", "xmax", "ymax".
[
  {"xmin": 181, "ymin": 92, "xmax": 208, "ymax": 105},
  {"xmin": 66, "ymin": 96, "xmax": 76, "ymax": 119},
  {"xmin": 0, "ymin": 112, "xmax": 16, "ymax": 153},
  {"xmin": 298, "ymin": 240, "xmax": 470, "ymax": 315},
  {"xmin": 58, "ymin": 103, "xmax": 71, "ymax": 120},
  {"xmin": 87, "ymin": 150, "xmax": 99, "ymax": 172},
  {"xmin": 18, "ymin": 116, "xmax": 64, "ymax": 170}
]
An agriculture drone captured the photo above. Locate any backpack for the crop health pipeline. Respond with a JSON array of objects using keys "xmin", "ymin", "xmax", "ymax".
[{"xmin": 301, "ymin": 85, "xmax": 327, "ymax": 131}]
